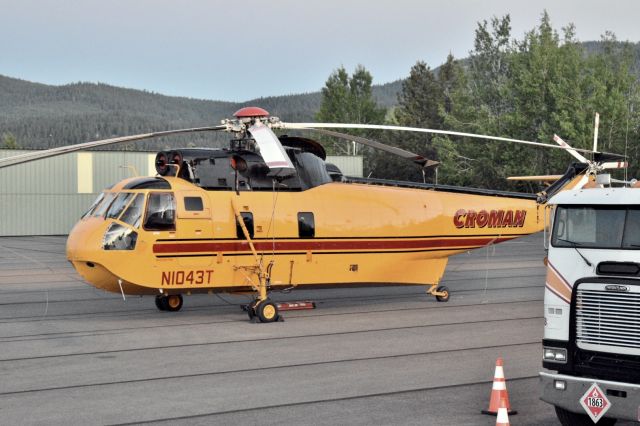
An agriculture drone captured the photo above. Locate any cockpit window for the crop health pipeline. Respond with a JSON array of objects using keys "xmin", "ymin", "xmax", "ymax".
[
  {"xmin": 120, "ymin": 193, "xmax": 145, "ymax": 228},
  {"xmin": 82, "ymin": 193, "xmax": 106, "ymax": 219},
  {"xmin": 144, "ymin": 192, "xmax": 176, "ymax": 231},
  {"xmin": 93, "ymin": 192, "xmax": 117, "ymax": 218},
  {"xmin": 106, "ymin": 193, "xmax": 135, "ymax": 220}
]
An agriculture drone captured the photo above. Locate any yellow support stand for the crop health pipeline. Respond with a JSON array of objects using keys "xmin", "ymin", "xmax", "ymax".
[{"xmin": 231, "ymin": 199, "xmax": 268, "ymax": 302}]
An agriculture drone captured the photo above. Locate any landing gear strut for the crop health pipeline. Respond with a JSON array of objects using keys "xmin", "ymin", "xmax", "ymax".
[
  {"xmin": 232, "ymin": 198, "xmax": 283, "ymax": 323},
  {"xmin": 155, "ymin": 294, "xmax": 183, "ymax": 312},
  {"xmin": 427, "ymin": 284, "xmax": 450, "ymax": 302}
]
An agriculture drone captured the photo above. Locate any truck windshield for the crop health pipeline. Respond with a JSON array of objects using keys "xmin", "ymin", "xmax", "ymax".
[{"xmin": 552, "ymin": 206, "xmax": 640, "ymax": 249}]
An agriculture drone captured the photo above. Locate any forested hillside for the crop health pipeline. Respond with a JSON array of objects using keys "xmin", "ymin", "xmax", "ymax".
[{"xmin": 0, "ymin": 74, "xmax": 401, "ymax": 150}]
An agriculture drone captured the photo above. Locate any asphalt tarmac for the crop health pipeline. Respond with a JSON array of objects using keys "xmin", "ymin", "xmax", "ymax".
[{"xmin": 0, "ymin": 234, "xmax": 634, "ymax": 425}]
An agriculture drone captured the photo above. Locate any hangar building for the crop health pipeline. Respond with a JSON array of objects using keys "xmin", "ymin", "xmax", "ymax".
[{"xmin": 0, "ymin": 149, "xmax": 363, "ymax": 236}]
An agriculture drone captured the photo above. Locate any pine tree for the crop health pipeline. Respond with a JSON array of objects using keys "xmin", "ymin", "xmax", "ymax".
[
  {"xmin": 371, "ymin": 61, "xmax": 443, "ymax": 181},
  {"xmin": 439, "ymin": 15, "xmax": 515, "ymax": 189},
  {"xmin": 317, "ymin": 67, "xmax": 351, "ymax": 124},
  {"xmin": 586, "ymin": 32, "xmax": 640, "ymax": 179},
  {"xmin": 433, "ymin": 55, "xmax": 477, "ymax": 186},
  {"xmin": 469, "ymin": 14, "xmax": 513, "ymax": 129},
  {"xmin": 505, "ymin": 13, "xmax": 585, "ymax": 182},
  {"xmin": 316, "ymin": 65, "xmax": 386, "ymax": 155}
]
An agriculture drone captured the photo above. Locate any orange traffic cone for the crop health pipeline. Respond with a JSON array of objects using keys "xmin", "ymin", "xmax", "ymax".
[
  {"xmin": 482, "ymin": 357, "xmax": 517, "ymax": 415},
  {"xmin": 496, "ymin": 397, "xmax": 510, "ymax": 426}
]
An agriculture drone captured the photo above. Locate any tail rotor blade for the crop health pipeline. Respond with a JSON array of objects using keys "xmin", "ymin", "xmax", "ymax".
[
  {"xmin": 601, "ymin": 161, "xmax": 628, "ymax": 169},
  {"xmin": 553, "ymin": 134, "xmax": 589, "ymax": 163}
]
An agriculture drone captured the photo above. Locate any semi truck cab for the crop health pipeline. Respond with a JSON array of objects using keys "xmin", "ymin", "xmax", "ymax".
[{"xmin": 540, "ymin": 187, "xmax": 640, "ymax": 425}]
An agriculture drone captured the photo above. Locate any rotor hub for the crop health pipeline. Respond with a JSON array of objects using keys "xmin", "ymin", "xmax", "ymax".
[
  {"xmin": 223, "ymin": 107, "xmax": 281, "ymax": 133},
  {"xmin": 233, "ymin": 107, "xmax": 270, "ymax": 119}
]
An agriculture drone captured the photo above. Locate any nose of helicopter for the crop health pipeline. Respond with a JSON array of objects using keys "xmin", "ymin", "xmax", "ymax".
[
  {"xmin": 66, "ymin": 218, "xmax": 105, "ymax": 261},
  {"xmin": 66, "ymin": 218, "xmax": 125, "ymax": 292}
]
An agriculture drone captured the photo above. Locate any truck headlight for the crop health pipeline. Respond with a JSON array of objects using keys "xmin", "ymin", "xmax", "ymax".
[
  {"xmin": 543, "ymin": 347, "xmax": 568, "ymax": 363},
  {"xmin": 103, "ymin": 223, "xmax": 138, "ymax": 250}
]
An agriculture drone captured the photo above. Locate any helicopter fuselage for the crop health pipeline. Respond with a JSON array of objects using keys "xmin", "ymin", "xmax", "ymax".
[{"xmin": 66, "ymin": 173, "xmax": 543, "ymax": 296}]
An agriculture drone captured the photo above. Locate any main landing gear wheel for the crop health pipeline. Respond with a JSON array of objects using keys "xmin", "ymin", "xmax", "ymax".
[
  {"xmin": 255, "ymin": 299, "xmax": 279, "ymax": 323},
  {"xmin": 155, "ymin": 295, "xmax": 183, "ymax": 312},
  {"xmin": 435, "ymin": 286, "xmax": 450, "ymax": 302}
]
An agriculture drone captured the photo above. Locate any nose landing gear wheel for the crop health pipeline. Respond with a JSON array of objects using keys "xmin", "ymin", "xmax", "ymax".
[
  {"xmin": 435, "ymin": 286, "xmax": 450, "ymax": 302},
  {"xmin": 255, "ymin": 299, "xmax": 279, "ymax": 323},
  {"xmin": 155, "ymin": 295, "xmax": 183, "ymax": 312},
  {"xmin": 165, "ymin": 294, "xmax": 183, "ymax": 312}
]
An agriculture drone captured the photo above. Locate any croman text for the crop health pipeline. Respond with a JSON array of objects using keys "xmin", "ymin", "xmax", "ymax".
[{"xmin": 453, "ymin": 209, "xmax": 526, "ymax": 228}]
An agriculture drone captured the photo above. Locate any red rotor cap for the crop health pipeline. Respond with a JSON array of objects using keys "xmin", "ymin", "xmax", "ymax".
[{"xmin": 233, "ymin": 106, "xmax": 270, "ymax": 118}]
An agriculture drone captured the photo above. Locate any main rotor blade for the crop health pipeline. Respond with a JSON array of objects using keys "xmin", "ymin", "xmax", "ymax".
[
  {"xmin": 280, "ymin": 122, "xmax": 618, "ymax": 157},
  {"xmin": 0, "ymin": 125, "xmax": 227, "ymax": 169},
  {"xmin": 307, "ymin": 128, "xmax": 439, "ymax": 168},
  {"xmin": 248, "ymin": 122, "xmax": 295, "ymax": 176}
]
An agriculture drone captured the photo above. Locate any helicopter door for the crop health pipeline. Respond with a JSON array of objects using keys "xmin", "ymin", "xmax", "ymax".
[
  {"xmin": 176, "ymin": 191, "xmax": 213, "ymax": 268},
  {"xmin": 175, "ymin": 191, "xmax": 213, "ymax": 237}
]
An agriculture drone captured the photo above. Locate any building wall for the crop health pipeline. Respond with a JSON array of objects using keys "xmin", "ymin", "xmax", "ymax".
[
  {"xmin": 327, "ymin": 155, "xmax": 363, "ymax": 177},
  {"xmin": 0, "ymin": 150, "xmax": 363, "ymax": 236}
]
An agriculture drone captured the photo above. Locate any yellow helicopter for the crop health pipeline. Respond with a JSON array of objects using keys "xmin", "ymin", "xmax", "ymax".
[{"xmin": 0, "ymin": 107, "xmax": 622, "ymax": 322}]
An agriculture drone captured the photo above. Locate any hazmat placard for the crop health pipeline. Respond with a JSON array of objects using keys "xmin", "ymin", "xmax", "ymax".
[{"xmin": 580, "ymin": 383, "xmax": 611, "ymax": 423}]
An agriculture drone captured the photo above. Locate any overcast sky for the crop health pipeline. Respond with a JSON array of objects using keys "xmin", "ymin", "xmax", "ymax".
[{"xmin": 1, "ymin": 0, "xmax": 639, "ymax": 102}]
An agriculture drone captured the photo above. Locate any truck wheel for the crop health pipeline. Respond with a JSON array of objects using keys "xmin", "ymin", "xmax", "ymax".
[{"xmin": 555, "ymin": 406, "xmax": 616, "ymax": 426}]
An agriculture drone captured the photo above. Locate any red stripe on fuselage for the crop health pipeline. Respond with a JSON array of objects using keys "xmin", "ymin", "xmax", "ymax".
[{"xmin": 152, "ymin": 236, "xmax": 514, "ymax": 254}]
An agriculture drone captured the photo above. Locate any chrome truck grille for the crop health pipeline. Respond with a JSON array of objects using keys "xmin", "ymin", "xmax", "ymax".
[{"xmin": 575, "ymin": 283, "xmax": 640, "ymax": 356}]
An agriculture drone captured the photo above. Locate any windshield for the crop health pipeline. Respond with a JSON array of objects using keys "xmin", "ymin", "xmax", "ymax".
[
  {"xmin": 92, "ymin": 192, "xmax": 117, "ymax": 218},
  {"xmin": 106, "ymin": 193, "xmax": 135, "ymax": 219},
  {"xmin": 120, "ymin": 193, "xmax": 145, "ymax": 228},
  {"xmin": 552, "ymin": 206, "xmax": 640, "ymax": 249},
  {"xmin": 82, "ymin": 193, "xmax": 106, "ymax": 219}
]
